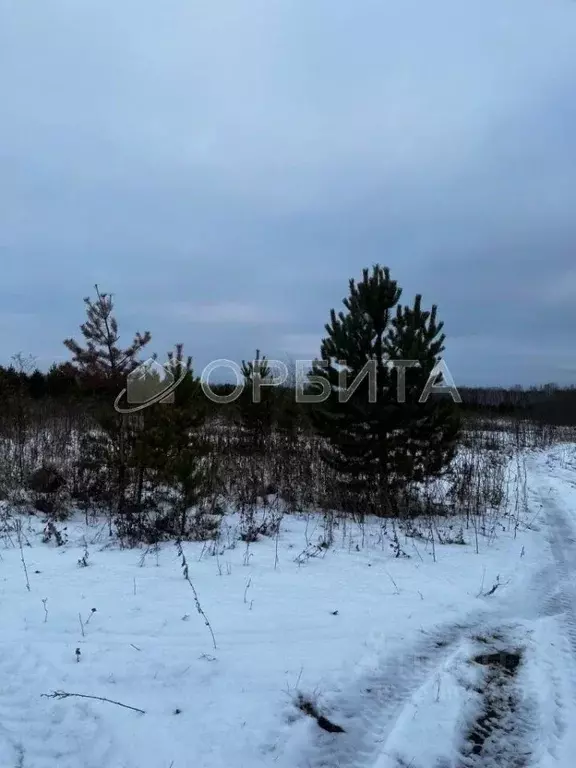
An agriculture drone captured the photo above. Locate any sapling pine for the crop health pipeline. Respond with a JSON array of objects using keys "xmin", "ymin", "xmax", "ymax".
[{"xmin": 64, "ymin": 285, "xmax": 152, "ymax": 526}]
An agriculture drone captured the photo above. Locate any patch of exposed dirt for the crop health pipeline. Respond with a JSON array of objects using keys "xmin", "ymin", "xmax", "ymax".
[{"xmin": 458, "ymin": 638, "xmax": 532, "ymax": 768}]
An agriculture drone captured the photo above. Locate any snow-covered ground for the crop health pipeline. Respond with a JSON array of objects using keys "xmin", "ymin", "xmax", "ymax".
[{"xmin": 2, "ymin": 444, "xmax": 576, "ymax": 767}]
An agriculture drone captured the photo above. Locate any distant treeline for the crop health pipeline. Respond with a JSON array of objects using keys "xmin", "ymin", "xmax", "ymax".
[
  {"xmin": 457, "ymin": 384, "xmax": 576, "ymax": 426},
  {"xmin": 0, "ymin": 361, "xmax": 574, "ymax": 427}
]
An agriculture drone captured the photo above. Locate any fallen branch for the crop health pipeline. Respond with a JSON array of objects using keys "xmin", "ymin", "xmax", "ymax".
[
  {"xmin": 478, "ymin": 574, "xmax": 510, "ymax": 598},
  {"xmin": 294, "ymin": 692, "xmax": 345, "ymax": 734},
  {"xmin": 41, "ymin": 690, "xmax": 145, "ymax": 714}
]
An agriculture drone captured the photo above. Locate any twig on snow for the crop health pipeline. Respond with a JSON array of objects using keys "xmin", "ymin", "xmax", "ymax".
[
  {"xmin": 41, "ymin": 689, "xmax": 146, "ymax": 714},
  {"xmin": 384, "ymin": 569, "xmax": 400, "ymax": 595},
  {"xmin": 15, "ymin": 519, "xmax": 30, "ymax": 592},
  {"xmin": 175, "ymin": 540, "xmax": 217, "ymax": 650}
]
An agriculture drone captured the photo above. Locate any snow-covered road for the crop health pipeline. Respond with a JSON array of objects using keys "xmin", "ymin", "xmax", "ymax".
[{"xmin": 282, "ymin": 445, "xmax": 576, "ymax": 768}]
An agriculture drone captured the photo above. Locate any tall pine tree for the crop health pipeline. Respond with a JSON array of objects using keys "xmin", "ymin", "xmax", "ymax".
[{"xmin": 311, "ymin": 265, "xmax": 460, "ymax": 517}]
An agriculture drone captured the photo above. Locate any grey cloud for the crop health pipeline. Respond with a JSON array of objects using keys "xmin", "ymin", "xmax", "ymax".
[{"xmin": 1, "ymin": 0, "xmax": 576, "ymax": 384}]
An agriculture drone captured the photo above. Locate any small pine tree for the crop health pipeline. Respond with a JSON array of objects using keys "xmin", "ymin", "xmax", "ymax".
[
  {"xmin": 311, "ymin": 264, "xmax": 460, "ymax": 517},
  {"xmin": 64, "ymin": 285, "xmax": 151, "ymax": 387},
  {"xmin": 64, "ymin": 286, "xmax": 152, "ymax": 523},
  {"xmin": 127, "ymin": 344, "xmax": 213, "ymax": 542},
  {"xmin": 235, "ymin": 349, "xmax": 275, "ymax": 514},
  {"xmin": 239, "ymin": 349, "xmax": 273, "ymax": 454},
  {"xmin": 28, "ymin": 369, "xmax": 46, "ymax": 399}
]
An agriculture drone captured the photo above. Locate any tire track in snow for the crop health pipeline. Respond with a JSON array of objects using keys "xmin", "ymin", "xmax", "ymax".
[
  {"xmin": 0, "ymin": 641, "xmax": 134, "ymax": 768},
  {"xmin": 283, "ymin": 457, "xmax": 576, "ymax": 768},
  {"xmin": 527, "ymin": 458, "xmax": 576, "ymax": 765},
  {"xmin": 537, "ymin": 477, "xmax": 576, "ymax": 693},
  {"xmin": 529, "ymin": 621, "xmax": 567, "ymax": 764},
  {"xmin": 282, "ymin": 617, "xmax": 490, "ymax": 768},
  {"xmin": 454, "ymin": 627, "xmax": 536, "ymax": 768}
]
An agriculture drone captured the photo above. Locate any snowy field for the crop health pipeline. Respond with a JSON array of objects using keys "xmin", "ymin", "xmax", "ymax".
[{"xmin": 2, "ymin": 444, "xmax": 576, "ymax": 767}]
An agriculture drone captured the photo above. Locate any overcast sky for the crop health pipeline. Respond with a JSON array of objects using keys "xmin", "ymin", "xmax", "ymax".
[{"xmin": 1, "ymin": 0, "xmax": 576, "ymax": 386}]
